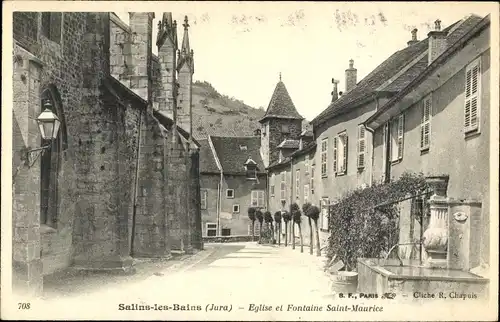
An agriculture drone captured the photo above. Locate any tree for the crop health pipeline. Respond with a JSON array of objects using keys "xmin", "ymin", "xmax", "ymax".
[
  {"xmin": 303, "ymin": 202, "xmax": 313, "ymax": 255},
  {"xmin": 274, "ymin": 211, "xmax": 282, "ymax": 246},
  {"xmin": 247, "ymin": 207, "xmax": 256, "ymax": 241},
  {"xmin": 307, "ymin": 205, "xmax": 321, "ymax": 257},
  {"xmin": 291, "ymin": 203, "xmax": 303, "ymax": 253},
  {"xmin": 255, "ymin": 209, "xmax": 264, "ymax": 244},
  {"xmin": 264, "ymin": 211, "xmax": 274, "ymax": 244},
  {"xmin": 282, "ymin": 211, "xmax": 291, "ymax": 247}
]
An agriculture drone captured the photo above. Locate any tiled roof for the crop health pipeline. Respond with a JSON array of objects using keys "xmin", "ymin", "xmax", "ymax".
[
  {"xmin": 380, "ymin": 15, "xmax": 484, "ymax": 93},
  {"xmin": 198, "ymin": 139, "xmax": 220, "ymax": 174},
  {"xmin": 311, "ymin": 19, "xmax": 466, "ymax": 127},
  {"xmin": 365, "ymin": 14, "xmax": 489, "ymax": 129},
  {"xmin": 291, "ymin": 141, "xmax": 317, "ymax": 158},
  {"xmin": 277, "ymin": 139, "xmax": 300, "ymax": 149},
  {"xmin": 267, "ymin": 142, "xmax": 317, "ymax": 170},
  {"xmin": 267, "ymin": 156, "xmax": 292, "ymax": 170},
  {"xmin": 210, "ymin": 136, "xmax": 266, "ymax": 175},
  {"xmin": 259, "ymin": 81, "xmax": 303, "ymax": 123},
  {"xmin": 300, "ymin": 129, "xmax": 313, "ymax": 137}
]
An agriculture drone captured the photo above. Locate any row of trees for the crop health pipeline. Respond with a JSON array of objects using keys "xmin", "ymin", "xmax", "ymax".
[{"xmin": 247, "ymin": 202, "xmax": 322, "ymax": 256}]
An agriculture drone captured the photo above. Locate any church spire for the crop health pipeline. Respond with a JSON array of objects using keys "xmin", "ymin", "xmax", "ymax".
[
  {"xmin": 177, "ymin": 15, "xmax": 194, "ymax": 73},
  {"xmin": 181, "ymin": 15, "xmax": 191, "ymax": 54}
]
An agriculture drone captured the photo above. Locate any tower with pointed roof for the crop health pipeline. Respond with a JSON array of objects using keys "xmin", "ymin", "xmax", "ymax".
[
  {"xmin": 177, "ymin": 15, "xmax": 194, "ymax": 139},
  {"xmin": 259, "ymin": 75, "xmax": 304, "ymax": 168}
]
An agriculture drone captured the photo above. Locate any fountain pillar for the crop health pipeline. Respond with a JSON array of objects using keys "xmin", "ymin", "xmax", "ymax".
[{"xmin": 422, "ymin": 175, "xmax": 449, "ymax": 268}]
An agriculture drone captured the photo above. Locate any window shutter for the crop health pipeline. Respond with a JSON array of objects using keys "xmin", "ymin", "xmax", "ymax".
[
  {"xmin": 397, "ymin": 115, "xmax": 404, "ymax": 160},
  {"xmin": 357, "ymin": 125, "xmax": 366, "ymax": 168},
  {"xmin": 421, "ymin": 97, "xmax": 431, "ymax": 149},
  {"xmin": 342, "ymin": 135, "xmax": 348, "ymax": 173},
  {"xmin": 333, "ymin": 136, "xmax": 338, "ymax": 174},
  {"xmin": 465, "ymin": 59, "xmax": 480, "ymax": 132}
]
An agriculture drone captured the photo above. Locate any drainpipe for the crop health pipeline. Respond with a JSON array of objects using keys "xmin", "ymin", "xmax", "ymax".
[
  {"xmin": 364, "ymin": 94, "xmax": 379, "ymax": 187},
  {"xmin": 266, "ymin": 169, "xmax": 270, "ymax": 210},
  {"xmin": 218, "ymin": 170, "xmax": 223, "ymax": 237},
  {"xmin": 130, "ymin": 107, "xmax": 143, "ymax": 257}
]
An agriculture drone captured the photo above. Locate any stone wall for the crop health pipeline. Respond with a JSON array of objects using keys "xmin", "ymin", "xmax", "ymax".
[
  {"xmin": 265, "ymin": 118, "xmax": 302, "ymax": 166},
  {"xmin": 12, "ymin": 12, "xmax": 91, "ymax": 295}
]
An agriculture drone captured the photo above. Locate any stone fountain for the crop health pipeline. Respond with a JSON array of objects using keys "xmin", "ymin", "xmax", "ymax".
[
  {"xmin": 356, "ymin": 174, "xmax": 489, "ymax": 298},
  {"xmin": 422, "ymin": 175, "xmax": 449, "ymax": 268}
]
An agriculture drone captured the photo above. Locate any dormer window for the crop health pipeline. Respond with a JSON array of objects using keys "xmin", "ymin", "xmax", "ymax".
[
  {"xmin": 240, "ymin": 145, "xmax": 247, "ymax": 151},
  {"xmin": 244, "ymin": 157, "xmax": 258, "ymax": 180}
]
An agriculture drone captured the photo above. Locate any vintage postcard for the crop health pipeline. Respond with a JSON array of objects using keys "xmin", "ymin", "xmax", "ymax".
[{"xmin": 1, "ymin": 1, "xmax": 499, "ymax": 320}]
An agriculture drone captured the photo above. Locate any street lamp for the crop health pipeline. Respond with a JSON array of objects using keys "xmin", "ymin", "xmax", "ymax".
[{"xmin": 24, "ymin": 99, "xmax": 61, "ymax": 167}]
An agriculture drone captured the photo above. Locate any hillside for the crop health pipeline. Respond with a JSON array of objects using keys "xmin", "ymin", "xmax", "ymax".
[{"xmin": 191, "ymin": 81, "xmax": 311, "ymax": 140}]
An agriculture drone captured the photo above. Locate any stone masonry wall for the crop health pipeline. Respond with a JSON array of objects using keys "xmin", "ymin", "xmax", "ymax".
[
  {"xmin": 166, "ymin": 140, "xmax": 192, "ymax": 252},
  {"xmin": 267, "ymin": 118, "xmax": 302, "ymax": 166},
  {"xmin": 132, "ymin": 111, "xmax": 171, "ymax": 257},
  {"xmin": 71, "ymin": 13, "xmax": 133, "ymax": 271},
  {"xmin": 12, "ymin": 11, "xmax": 90, "ymax": 295}
]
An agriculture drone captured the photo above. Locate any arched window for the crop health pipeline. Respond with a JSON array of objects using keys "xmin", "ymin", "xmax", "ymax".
[{"xmin": 39, "ymin": 86, "xmax": 67, "ymax": 227}]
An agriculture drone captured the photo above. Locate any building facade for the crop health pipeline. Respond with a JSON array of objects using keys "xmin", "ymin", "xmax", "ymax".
[
  {"xmin": 12, "ymin": 11, "xmax": 202, "ymax": 296},
  {"xmin": 366, "ymin": 15, "xmax": 491, "ymax": 270},
  {"xmin": 199, "ymin": 136, "xmax": 267, "ymax": 237},
  {"xmin": 309, "ymin": 15, "xmax": 487, "ymax": 234}
]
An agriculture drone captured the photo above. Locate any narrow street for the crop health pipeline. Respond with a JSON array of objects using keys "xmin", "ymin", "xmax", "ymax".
[{"xmin": 28, "ymin": 242, "xmax": 333, "ymax": 320}]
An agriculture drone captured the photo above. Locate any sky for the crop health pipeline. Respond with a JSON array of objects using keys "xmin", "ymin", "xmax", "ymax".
[{"xmin": 115, "ymin": 2, "xmax": 494, "ymax": 121}]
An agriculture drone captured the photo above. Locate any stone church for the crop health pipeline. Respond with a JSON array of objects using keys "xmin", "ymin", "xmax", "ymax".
[{"xmin": 12, "ymin": 11, "xmax": 202, "ymax": 296}]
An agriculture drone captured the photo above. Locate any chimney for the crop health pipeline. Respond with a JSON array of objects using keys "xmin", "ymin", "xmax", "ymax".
[
  {"xmin": 428, "ymin": 19, "xmax": 447, "ymax": 65},
  {"xmin": 331, "ymin": 78, "xmax": 339, "ymax": 102},
  {"xmin": 345, "ymin": 59, "xmax": 357, "ymax": 93},
  {"xmin": 407, "ymin": 28, "xmax": 419, "ymax": 47},
  {"xmin": 129, "ymin": 12, "xmax": 155, "ymax": 110}
]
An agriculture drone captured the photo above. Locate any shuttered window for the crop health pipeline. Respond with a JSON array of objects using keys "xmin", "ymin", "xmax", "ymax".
[
  {"xmin": 280, "ymin": 172, "xmax": 286, "ymax": 201},
  {"xmin": 295, "ymin": 169, "xmax": 300, "ymax": 199},
  {"xmin": 391, "ymin": 115, "xmax": 404, "ymax": 162},
  {"xmin": 310, "ymin": 165, "xmax": 315, "ymax": 194},
  {"xmin": 251, "ymin": 190, "xmax": 265, "ymax": 207},
  {"xmin": 304, "ymin": 184, "xmax": 309, "ymax": 202},
  {"xmin": 421, "ymin": 95, "xmax": 432, "ymax": 150},
  {"xmin": 357, "ymin": 125, "xmax": 366, "ymax": 169},
  {"xmin": 333, "ymin": 136, "xmax": 338, "ymax": 174},
  {"xmin": 305, "ymin": 155, "xmax": 309, "ymax": 173},
  {"xmin": 465, "ymin": 58, "xmax": 480, "ymax": 133},
  {"xmin": 336, "ymin": 133, "xmax": 348, "ymax": 174},
  {"xmin": 321, "ymin": 138, "xmax": 328, "ymax": 177},
  {"xmin": 201, "ymin": 189, "xmax": 207, "ymax": 210}
]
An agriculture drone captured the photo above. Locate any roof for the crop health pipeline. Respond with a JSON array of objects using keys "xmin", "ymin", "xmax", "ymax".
[
  {"xmin": 277, "ymin": 139, "xmax": 300, "ymax": 149},
  {"xmin": 259, "ymin": 81, "xmax": 303, "ymax": 123},
  {"xmin": 209, "ymin": 136, "xmax": 266, "ymax": 175},
  {"xmin": 365, "ymin": 14, "xmax": 489, "ymax": 129},
  {"xmin": 153, "ymin": 110, "xmax": 200, "ymax": 148},
  {"xmin": 380, "ymin": 15, "xmax": 484, "ymax": 94},
  {"xmin": 198, "ymin": 139, "xmax": 220, "ymax": 174},
  {"xmin": 311, "ymin": 19, "xmax": 465, "ymax": 127},
  {"xmin": 267, "ymin": 141, "xmax": 317, "ymax": 170},
  {"xmin": 300, "ymin": 129, "xmax": 313, "ymax": 137},
  {"xmin": 291, "ymin": 141, "xmax": 317, "ymax": 158}
]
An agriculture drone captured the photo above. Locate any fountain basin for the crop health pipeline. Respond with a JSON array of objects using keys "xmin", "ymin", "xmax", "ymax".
[{"xmin": 357, "ymin": 258, "xmax": 489, "ymax": 299}]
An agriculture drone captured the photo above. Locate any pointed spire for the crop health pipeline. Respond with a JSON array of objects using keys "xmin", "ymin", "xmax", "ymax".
[
  {"xmin": 181, "ymin": 15, "xmax": 191, "ymax": 54},
  {"xmin": 259, "ymin": 79, "xmax": 303, "ymax": 123},
  {"xmin": 177, "ymin": 15, "xmax": 193, "ymax": 73}
]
